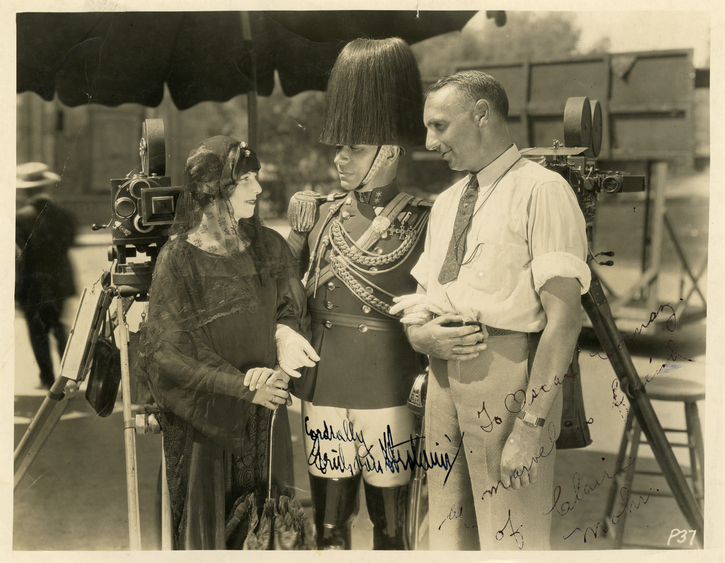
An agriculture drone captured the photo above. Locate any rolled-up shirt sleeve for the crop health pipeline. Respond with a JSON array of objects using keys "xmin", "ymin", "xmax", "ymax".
[{"xmin": 528, "ymin": 179, "xmax": 591, "ymax": 294}]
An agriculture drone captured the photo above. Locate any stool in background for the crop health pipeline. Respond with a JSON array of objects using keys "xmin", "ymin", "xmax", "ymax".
[{"xmin": 603, "ymin": 375, "xmax": 705, "ymax": 549}]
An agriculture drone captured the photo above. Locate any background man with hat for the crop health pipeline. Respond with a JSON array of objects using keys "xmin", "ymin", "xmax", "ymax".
[
  {"xmin": 392, "ymin": 70, "xmax": 591, "ymax": 550},
  {"xmin": 16, "ymin": 162, "xmax": 77, "ymax": 390},
  {"xmin": 285, "ymin": 37, "xmax": 430, "ymax": 550}
]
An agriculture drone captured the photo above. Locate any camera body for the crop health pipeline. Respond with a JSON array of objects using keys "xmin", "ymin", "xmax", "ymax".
[
  {"xmin": 110, "ymin": 173, "xmax": 179, "ymax": 249},
  {"xmin": 521, "ymin": 144, "xmax": 645, "ymax": 224},
  {"xmin": 520, "ymin": 97, "xmax": 645, "ymax": 242},
  {"xmin": 104, "ymin": 119, "xmax": 182, "ymax": 295}
]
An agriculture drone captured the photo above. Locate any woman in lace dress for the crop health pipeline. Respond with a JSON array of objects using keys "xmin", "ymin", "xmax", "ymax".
[{"xmin": 139, "ymin": 136, "xmax": 316, "ymax": 549}]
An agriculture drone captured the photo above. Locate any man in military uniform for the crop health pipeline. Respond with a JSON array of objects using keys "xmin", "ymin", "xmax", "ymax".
[{"xmin": 285, "ymin": 37, "xmax": 429, "ymax": 550}]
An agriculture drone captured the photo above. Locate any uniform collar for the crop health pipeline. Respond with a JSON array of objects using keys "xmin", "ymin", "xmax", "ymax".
[{"xmin": 354, "ymin": 180, "xmax": 400, "ymax": 206}]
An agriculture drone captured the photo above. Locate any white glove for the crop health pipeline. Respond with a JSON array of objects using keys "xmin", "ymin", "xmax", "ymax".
[
  {"xmin": 389, "ymin": 293, "xmax": 432, "ymax": 325},
  {"xmin": 275, "ymin": 324, "xmax": 320, "ymax": 378}
]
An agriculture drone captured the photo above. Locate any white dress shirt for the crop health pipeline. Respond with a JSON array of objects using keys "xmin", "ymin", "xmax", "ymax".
[{"xmin": 411, "ymin": 145, "xmax": 591, "ymax": 333}]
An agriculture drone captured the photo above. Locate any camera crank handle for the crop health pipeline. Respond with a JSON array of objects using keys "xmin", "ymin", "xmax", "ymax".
[{"xmin": 92, "ymin": 219, "xmax": 113, "ymax": 231}]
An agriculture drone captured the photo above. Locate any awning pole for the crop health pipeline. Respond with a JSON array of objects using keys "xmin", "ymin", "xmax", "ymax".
[{"xmin": 241, "ymin": 12, "xmax": 259, "ymax": 149}]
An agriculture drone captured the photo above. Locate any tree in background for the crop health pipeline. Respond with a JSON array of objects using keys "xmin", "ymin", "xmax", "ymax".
[
  {"xmin": 413, "ymin": 11, "xmax": 610, "ymax": 81},
  {"xmin": 257, "ymin": 85, "xmax": 337, "ymax": 219}
]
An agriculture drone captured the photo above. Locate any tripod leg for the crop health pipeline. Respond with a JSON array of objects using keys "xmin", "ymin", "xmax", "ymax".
[
  {"xmin": 583, "ymin": 270, "xmax": 704, "ymax": 541},
  {"xmin": 14, "ymin": 378, "xmax": 78, "ymax": 489},
  {"xmin": 116, "ymin": 297, "xmax": 143, "ymax": 550},
  {"xmin": 14, "ymin": 279, "xmax": 111, "ymax": 489}
]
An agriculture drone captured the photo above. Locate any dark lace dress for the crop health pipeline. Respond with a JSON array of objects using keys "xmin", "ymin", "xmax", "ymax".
[{"xmin": 138, "ymin": 231, "xmax": 308, "ymax": 549}]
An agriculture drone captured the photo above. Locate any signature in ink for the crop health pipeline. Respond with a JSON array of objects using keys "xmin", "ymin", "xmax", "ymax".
[
  {"xmin": 380, "ymin": 428, "xmax": 464, "ymax": 485},
  {"xmin": 503, "ymin": 370, "xmax": 578, "ymax": 413},
  {"xmin": 481, "ymin": 423, "xmax": 557, "ymax": 500},
  {"xmin": 545, "ymin": 456, "xmax": 636, "ymax": 517},
  {"xmin": 305, "ymin": 434, "xmax": 359, "ymax": 476},
  {"xmin": 304, "ymin": 418, "xmax": 465, "ymax": 483},
  {"xmin": 478, "ymin": 401, "xmax": 503, "ymax": 432},
  {"xmin": 495, "ymin": 509, "xmax": 524, "ymax": 549},
  {"xmin": 304, "ymin": 416, "xmax": 374, "ymax": 476},
  {"xmin": 636, "ymin": 339, "xmax": 695, "ymax": 391},
  {"xmin": 611, "ymin": 379, "xmax": 629, "ymax": 419},
  {"xmin": 303, "ymin": 416, "xmax": 364, "ymax": 444},
  {"xmin": 563, "ymin": 486, "xmax": 650, "ymax": 543},
  {"xmin": 610, "ymin": 339, "xmax": 696, "ymax": 418},
  {"xmin": 590, "ymin": 303, "xmax": 677, "ymax": 360},
  {"xmin": 438, "ymin": 504, "xmax": 463, "ymax": 531}
]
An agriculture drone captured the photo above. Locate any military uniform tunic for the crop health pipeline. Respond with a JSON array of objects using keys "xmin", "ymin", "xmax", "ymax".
[{"xmin": 286, "ymin": 181, "xmax": 429, "ymax": 409}]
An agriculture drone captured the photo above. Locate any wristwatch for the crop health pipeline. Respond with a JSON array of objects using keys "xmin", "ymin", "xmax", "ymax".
[{"xmin": 516, "ymin": 410, "xmax": 545, "ymax": 428}]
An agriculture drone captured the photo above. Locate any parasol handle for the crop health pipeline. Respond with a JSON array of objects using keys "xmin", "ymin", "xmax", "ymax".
[{"xmin": 267, "ymin": 409, "xmax": 278, "ymax": 500}]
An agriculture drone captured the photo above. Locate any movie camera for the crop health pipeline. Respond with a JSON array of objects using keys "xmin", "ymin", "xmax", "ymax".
[
  {"xmin": 521, "ymin": 97, "xmax": 645, "ymax": 230},
  {"xmin": 93, "ymin": 119, "xmax": 182, "ymax": 295}
]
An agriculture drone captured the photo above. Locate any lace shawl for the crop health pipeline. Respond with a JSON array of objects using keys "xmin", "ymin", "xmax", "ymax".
[{"xmin": 137, "ymin": 228, "xmax": 308, "ymax": 453}]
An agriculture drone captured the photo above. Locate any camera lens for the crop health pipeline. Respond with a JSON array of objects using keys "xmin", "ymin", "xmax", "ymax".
[
  {"xmin": 602, "ymin": 175, "xmax": 623, "ymax": 193},
  {"xmin": 129, "ymin": 178, "xmax": 151, "ymax": 199},
  {"xmin": 134, "ymin": 216, "xmax": 154, "ymax": 234},
  {"xmin": 115, "ymin": 197, "xmax": 136, "ymax": 218}
]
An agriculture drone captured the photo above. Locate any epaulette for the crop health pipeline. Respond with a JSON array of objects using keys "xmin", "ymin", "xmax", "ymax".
[
  {"xmin": 287, "ymin": 191, "xmax": 347, "ymax": 232},
  {"xmin": 287, "ymin": 191, "xmax": 324, "ymax": 232}
]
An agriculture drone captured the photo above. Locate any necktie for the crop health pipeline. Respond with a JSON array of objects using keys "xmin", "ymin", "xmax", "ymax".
[{"xmin": 438, "ymin": 175, "xmax": 479, "ymax": 284}]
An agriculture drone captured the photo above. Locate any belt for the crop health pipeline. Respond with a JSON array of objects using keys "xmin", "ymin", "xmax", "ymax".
[
  {"xmin": 310, "ymin": 309, "xmax": 403, "ymax": 332},
  {"xmin": 440, "ymin": 321, "xmax": 520, "ymax": 337}
]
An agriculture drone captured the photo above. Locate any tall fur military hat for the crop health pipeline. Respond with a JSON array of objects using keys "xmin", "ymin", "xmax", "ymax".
[{"xmin": 319, "ymin": 37, "xmax": 425, "ymax": 147}]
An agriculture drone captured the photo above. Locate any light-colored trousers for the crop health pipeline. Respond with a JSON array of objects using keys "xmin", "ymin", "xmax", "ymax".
[{"xmin": 425, "ymin": 332, "xmax": 563, "ymax": 551}]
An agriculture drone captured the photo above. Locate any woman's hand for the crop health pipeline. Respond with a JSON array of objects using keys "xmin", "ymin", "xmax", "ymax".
[
  {"xmin": 252, "ymin": 376, "xmax": 292, "ymax": 411},
  {"xmin": 244, "ymin": 367, "xmax": 290, "ymax": 390}
]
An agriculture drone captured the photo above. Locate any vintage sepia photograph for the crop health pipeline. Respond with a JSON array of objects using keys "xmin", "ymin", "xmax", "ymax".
[{"xmin": 3, "ymin": 1, "xmax": 722, "ymax": 561}]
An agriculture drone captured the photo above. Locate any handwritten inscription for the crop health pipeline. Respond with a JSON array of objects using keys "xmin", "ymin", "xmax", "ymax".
[
  {"xmin": 438, "ymin": 505, "xmax": 463, "ymax": 531},
  {"xmin": 304, "ymin": 417, "xmax": 365, "ymax": 444},
  {"xmin": 380, "ymin": 428, "xmax": 464, "ymax": 485},
  {"xmin": 477, "ymin": 401, "xmax": 503, "ymax": 432},
  {"xmin": 611, "ymin": 378, "xmax": 629, "ymax": 418},
  {"xmin": 504, "ymin": 370, "xmax": 577, "ymax": 413},
  {"xmin": 303, "ymin": 417, "xmax": 463, "ymax": 483},
  {"xmin": 562, "ymin": 487, "xmax": 650, "ymax": 543},
  {"xmin": 590, "ymin": 302, "xmax": 677, "ymax": 361},
  {"xmin": 638, "ymin": 340, "xmax": 695, "ymax": 389},
  {"xmin": 496, "ymin": 509, "xmax": 524, "ymax": 549},
  {"xmin": 546, "ymin": 456, "xmax": 635, "ymax": 517},
  {"xmin": 481, "ymin": 423, "xmax": 557, "ymax": 500}
]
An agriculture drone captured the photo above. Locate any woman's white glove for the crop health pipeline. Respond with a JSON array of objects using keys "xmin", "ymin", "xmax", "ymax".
[
  {"xmin": 275, "ymin": 324, "xmax": 320, "ymax": 378},
  {"xmin": 389, "ymin": 293, "xmax": 432, "ymax": 325}
]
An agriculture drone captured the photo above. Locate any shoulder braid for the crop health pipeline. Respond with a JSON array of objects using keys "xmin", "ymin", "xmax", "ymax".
[{"xmin": 287, "ymin": 191, "xmax": 347, "ymax": 232}]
